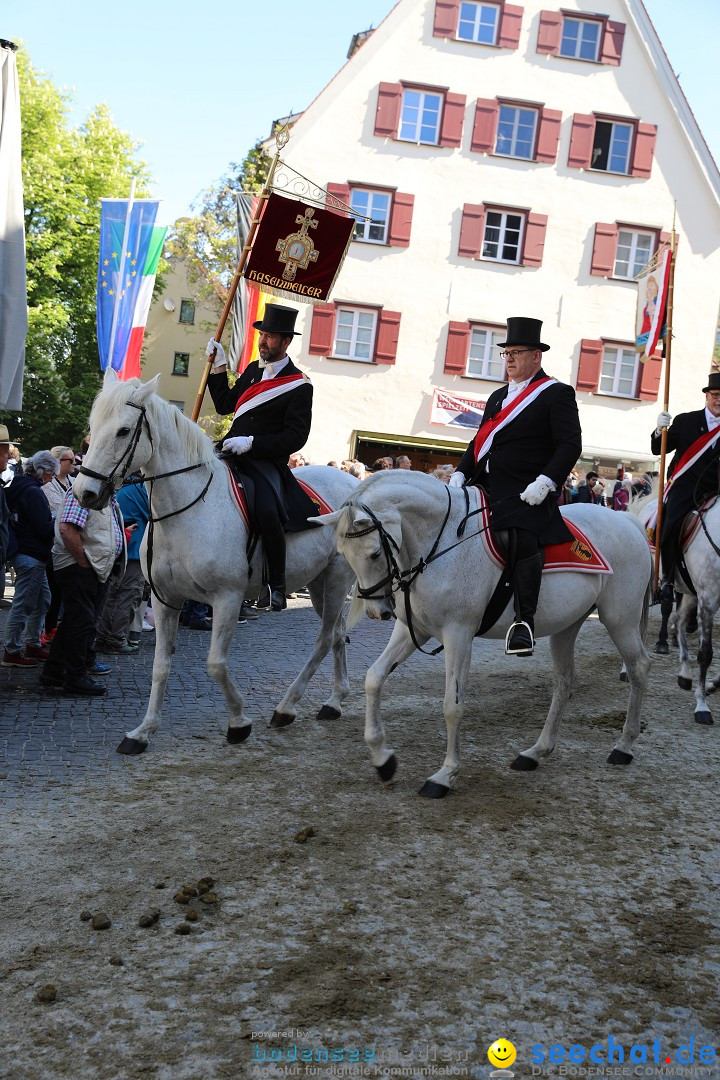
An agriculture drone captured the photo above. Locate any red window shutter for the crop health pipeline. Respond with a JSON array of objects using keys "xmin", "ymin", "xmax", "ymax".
[
  {"xmin": 568, "ymin": 114, "xmax": 595, "ymax": 169},
  {"xmin": 375, "ymin": 310, "xmax": 401, "ymax": 365},
  {"xmin": 374, "ymin": 83, "xmax": 402, "ymax": 139},
  {"xmin": 535, "ymin": 108, "xmax": 562, "ymax": 163},
  {"xmin": 638, "ymin": 352, "xmax": 663, "ymax": 400},
  {"xmin": 444, "ymin": 322, "xmax": 470, "ymax": 374},
  {"xmin": 326, "ymin": 183, "xmax": 351, "ymax": 212},
  {"xmin": 471, "ymin": 98, "xmax": 499, "ymax": 153},
  {"xmin": 631, "ymin": 123, "xmax": 657, "ymax": 178},
  {"xmin": 458, "ymin": 204, "xmax": 485, "ymax": 258},
  {"xmin": 536, "ymin": 10, "xmax": 562, "ymax": 54},
  {"xmin": 439, "ymin": 92, "xmax": 466, "ymax": 148},
  {"xmin": 521, "ymin": 213, "xmax": 548, "ymax": 267},
  {"xmin": 576, "ymin": 339, "xmax": 603, "ymax": 393},
  {"xmin": 600, "ymin": 20, "xmax": 625, "ymax": 65},
  {"xmin": 308, "ymin": 304, "xmax": 336, "ymax": 357},
  {"xmin": 590, "ymin": 223, "xmax": 618, "ymax": 277},
  {"xmin": 433, "ymin": 0, "xmax": 459, "ymax": 37},
  {"xmin": 497, "ymin": 4, "xmax": 523, "ymax": 49},
  {"xmin": 388, "ymin": 192, "xmax": 415, "ymax": 247}
]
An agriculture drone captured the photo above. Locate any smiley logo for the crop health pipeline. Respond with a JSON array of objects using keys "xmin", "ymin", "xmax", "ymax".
[{"xmin": 487, "ymin": 1039, "xmax": 517, "ymax": 1069}]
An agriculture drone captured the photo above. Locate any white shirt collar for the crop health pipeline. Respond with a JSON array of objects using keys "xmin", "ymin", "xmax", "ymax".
[
  {"xmin": 506, "ymin": 376, "xmax": 532, "ymax": 399},
  {"xmin": 261, "ymin": 357, "xmax": 289, "ymax": 380},
  {"xmin": 705, "ymin": 406, "xmax": 720, "ymax": 431}
]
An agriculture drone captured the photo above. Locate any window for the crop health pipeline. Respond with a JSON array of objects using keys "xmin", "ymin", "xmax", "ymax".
[
  {"xmin": 614, "ymin": 229, "xmax": 654, "ymax": 280},
  {"xmin": 599, "ymin": 344, "xmax": 639, "ymax": 397},
  {"xmin": 457, "ymin": 1, "xmax": 499, "ymax": 44},
  {"xmin": 334, "ymin": 308, "xmax": 378, "ymax": 362},
  {"xmin": 591, "ymin": 120, "xmax": 633, "ymax": 173},
  {"xmin": 467, "ymin": 326, "xmax": 505, "ymax": 379},
  {"xmin": 179, "ymin": 299, "xmax": 195, "ymax": 325},
  {"xmin": 169, "ymin": 400, "xmax": 186, "ymax": 413},
  {"xmin": 172, "ymin": 352, "xmax": 190, "ymax": 376},
  {"xmin": 495, "ymin": 105, "xmax": 537, "ymax": 159},
  {"xmin": 560, "ymin": 17, "xmax": 600, "ymax": 61},
  {"xmin": 350, "ymin": 189, "xmax": 391, "ymax": 244},
  {"xmin": 482, "ymin": 210, "xmax": 524, "ymax": 263},
  {"xmin": 399, "ymin": 89, "xmax": 443, "ymax": 144}
]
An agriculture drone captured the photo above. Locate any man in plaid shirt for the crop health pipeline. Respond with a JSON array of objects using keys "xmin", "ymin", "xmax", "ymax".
[{"xmin": 40, "ymin": 489, "xmax": 125, "ymax": 695}]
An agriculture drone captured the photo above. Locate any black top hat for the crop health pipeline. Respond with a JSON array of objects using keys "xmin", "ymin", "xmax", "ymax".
[
  {"xmin": 252, "ymin": 303, "xmax": 301, "ymax": 337},
  {"xmin": 498, "ymin": 317, "xmax": 550, "ymax": 352},
  {"xmin": 702, "ymin": 372, "xmax": 720, "ymax": 393}
]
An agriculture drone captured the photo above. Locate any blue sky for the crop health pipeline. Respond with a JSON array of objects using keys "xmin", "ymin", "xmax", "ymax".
[{"xmin": 5, "ymin": 0, "xmax": 718, "ymax": 226}]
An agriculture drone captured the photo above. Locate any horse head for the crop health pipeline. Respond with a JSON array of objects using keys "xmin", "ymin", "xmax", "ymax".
[
  {"xmin": 74, "ymin": 369, "xmax": 161, "ymax": 509},
  {"xmin": 317, "ymin": 497, "xmax": 402, "ymax": 621}
]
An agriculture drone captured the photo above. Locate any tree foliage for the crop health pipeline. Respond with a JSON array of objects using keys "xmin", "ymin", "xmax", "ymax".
[{"xmin": 0, "ymin": 49, "xmax": 156, "ymax": 450}]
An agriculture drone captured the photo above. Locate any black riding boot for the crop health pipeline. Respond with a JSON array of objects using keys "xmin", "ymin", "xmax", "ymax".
[
  {"xmin": 505, "ymin": 553, "xmax": 543, "ymax": 656},
  {"xmin": 263, "ymin": 531, "xmax": 287, "ymax": 612}
]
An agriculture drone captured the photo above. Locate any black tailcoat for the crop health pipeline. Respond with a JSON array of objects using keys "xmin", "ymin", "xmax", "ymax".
[
  {"xmin": 651, "ymin": 410, "xmax": 720, "ymax": 539},
  {"xmin": 457, "ymin": 370, "xmax": 582, "ymax": 544}
]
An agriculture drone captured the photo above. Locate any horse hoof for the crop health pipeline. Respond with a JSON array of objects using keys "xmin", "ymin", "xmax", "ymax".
[
  {"xmin": 116, "ymin": 736, "xmax": 147, "ymax": 756},
  {"xmin": 678, "ymin": 676, "xmax": 693, "ymax": 691},
  {"xmin": 418, "ymin": 780, "xmax": 449, "ymax": 798},
  {"xmin": 510, "ymin": 754, "xmax": 538, "ymax": 771},
  {"xmin": 694, "ymin": 711, "xmax": 714, "ymax": 725},
  {"xmin": 619, "ymin": 671, "xmax": 628, "ymax": 682},
  {"xmin": 607, "ymin": 748, "xmax": 633, "ymax": 765},
  {"xmin": 270, "ymin": 711, "xmax": 295, "ymax": 728},
  {"xmin": 316, "ymin": 705, "xmax": 341, "ymax": 721},
  {"xmin": 653, "ymin": 641, "xmax": 670, "ymax": 655},
  {"xmin": 376, "ymin": 754, "xmax": 397, "ymax": 783},
  {"xmin": 227, "ymin": 725, "xmax": 252, "ymax": 744}
]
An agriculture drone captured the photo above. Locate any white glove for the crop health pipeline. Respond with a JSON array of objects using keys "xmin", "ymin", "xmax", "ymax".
[
  {"xmin": 656, "ymin": 410, "xmax": 671, "ymax": 430},
  {"xmin": 448, "ymin": 470, "xmax": 466, "ymax": 488},
  {"xmin": 206, "ymin": 339, "xmax": 226, "ymax": 372},
  {"xmin": 520, "ymin": 476, "xmax": 551, "ymax": 506},
  {"xmin": 223, "ymin": 435, "xmax": 253, "ymax": 455}
]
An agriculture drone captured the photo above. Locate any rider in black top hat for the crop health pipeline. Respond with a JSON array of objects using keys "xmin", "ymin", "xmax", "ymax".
[
  {"xmin": 451, "ymin": 317, "xmax": 582, "ymax": 656},
  {"xmin": 207, "ymin": 303, "xmax": 313, "ymax": 612}
]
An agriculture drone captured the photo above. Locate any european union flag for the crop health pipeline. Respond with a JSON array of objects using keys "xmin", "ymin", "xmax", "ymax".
[{"xmin": 96, "ymin": 199, "xmax": 159, "ymax": 371}]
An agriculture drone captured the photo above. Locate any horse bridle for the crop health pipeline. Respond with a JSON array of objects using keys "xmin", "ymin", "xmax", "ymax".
[{"xmin": 78, "ymin": 400, "xmax": 214, "ymax": 609}]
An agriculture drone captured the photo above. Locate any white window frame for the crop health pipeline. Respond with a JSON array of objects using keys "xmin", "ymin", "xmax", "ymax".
[
  {"xmin": 456, "ymin": 1, "xmax": 500, "ymax": 45},
  {"xmin": 614, "ymin": 229, "xmax": 655, "ymax": 280},
  {"xmin": 495, "ymin": 104, "xmax": 538, "ymax": 160},
  {"xmin": 399, "ymin": 89, "xmax": 443, "ymax": 145},
  {"xmin": 333, "ymin": 307, "xmax": 378, "ymax": 363},
  {"xmin": 599, "ymin": 344, "xmax": 640, "ymax": 398},
  {"xmin": 481, "ymin": 209, "xmax": 525, "ymax": 264},
  {"xmin": 559, "ymin": 16, "xmax": 601, "ymax": 61},
  {"xmin": 592, "ymin": 120, "xmax": 633, "ymax": 174},
  {"xmin": 466, "ymin": 326, "xmax": 505, "ymax": 380},
  {"xmin": 350, "ymin": 188, "xmax": 391, "ymax": 244}
]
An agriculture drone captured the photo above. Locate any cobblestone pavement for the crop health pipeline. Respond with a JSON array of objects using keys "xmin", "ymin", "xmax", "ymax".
[{"xmin": 0, "ymin": 592, "xmax": 397, "ymax": 803}]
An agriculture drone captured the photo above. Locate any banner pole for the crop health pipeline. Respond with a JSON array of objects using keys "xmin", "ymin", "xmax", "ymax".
[
  {"xmin": 653, "ymin": 224, "xmax": 676, "ymax": 596},
  {"xmin": 191, "ymin": 127, "xmax": 289, "ymax": 423}
]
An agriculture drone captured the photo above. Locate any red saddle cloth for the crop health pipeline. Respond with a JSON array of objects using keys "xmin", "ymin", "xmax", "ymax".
[
  {"xmin": 224, "ymin": 464, "xmax": 333, "ymax": 529},
  {"xmin": 470, "ymin": 487, "xmax": 613, "ymax": 575}
]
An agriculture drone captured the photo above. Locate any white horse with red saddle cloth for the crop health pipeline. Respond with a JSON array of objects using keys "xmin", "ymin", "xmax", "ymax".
[
  {"xmin": 315, "ymin": 471, "xmax": 652, "ymax": 797},
  {"xmin": 72, "ymin": 371, "xmax": 358, "ymax": 754}
]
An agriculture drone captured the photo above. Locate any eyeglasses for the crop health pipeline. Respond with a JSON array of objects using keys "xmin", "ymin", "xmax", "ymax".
[
  {"xmin": 499, "ymin": 349, "xmax": 534, "ymax": 361},
  {"xmin": 60, "ymin": 457, "xmax": 74, "ymax": 462}
]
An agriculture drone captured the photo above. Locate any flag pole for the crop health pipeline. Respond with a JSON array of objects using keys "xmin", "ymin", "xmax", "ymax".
[
  {"xmin": 107, "ymin": 177, "xmax": 136, "ymax": 371},
  {"xmin": 652, "ymin": 215, "xmax": 677, "ymax": 596},
  {"xmin": 191, "ymin": 125, "xmax": 290, "ymax": 423}
]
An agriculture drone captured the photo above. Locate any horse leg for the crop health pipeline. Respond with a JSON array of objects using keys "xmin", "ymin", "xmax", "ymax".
[
  {"xmin": 511, "ymin": 615, "xmax": 585, "ymax": 771},
  {"xmin": 653, "ymin": 591, "xmax": 674, "ymax": 654},
  {"xmin": 203, "ymin": 594, "xmax": 250, "ymax": 743},
  {"xmin": 117, "ymin": 600, "xmax": 181, "ymax": 755},
  {"xmin": 693, "ymin": 602, "xmax": 714, "ymax": 725},
  {"xmin": 364, "ymin": 619, "xmax": 420, "ymax": 785},
  {"xmin": 419, "ymin": 627, "xmax": 473, "ymax": 799},
  {"xmin": 601, "ymin": 616, "xmax": 651, "ymax": 764},
  {"xmin": 676, "ymin": 600, "xmax": 694, "ymax": 691},
  {"xmin": 270, "ymin": 563, "xmax": 352, "ymax": 727}
]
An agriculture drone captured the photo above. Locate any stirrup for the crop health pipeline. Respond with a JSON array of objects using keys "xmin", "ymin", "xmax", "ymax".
[{"xmin": 505, "ymin": 620, "xmax": 534, "ymax": 656}]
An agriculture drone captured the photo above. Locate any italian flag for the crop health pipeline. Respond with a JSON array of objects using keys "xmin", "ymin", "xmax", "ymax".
[{"xmin": 119, "ymin": 225, "xmax": 167, "ymax": 380}]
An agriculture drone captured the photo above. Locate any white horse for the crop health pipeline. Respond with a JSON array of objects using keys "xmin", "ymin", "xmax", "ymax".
[
  {"xmin": 73, "ymin": 371, "xmax": 358, "ymax": 754},
  {"xmin": 315, "ymin": 471, "xmax": 652, "ymax": 797}
]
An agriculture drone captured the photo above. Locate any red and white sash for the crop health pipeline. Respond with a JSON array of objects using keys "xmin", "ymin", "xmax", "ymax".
[
  {"xmin": 472, "ymin": 377, "xmax": 557, "ymax": 464},
  {"xmin": 233, "ymin": 372, "xmax": 307, "ymax": 421},
  {"xmin": 664, "ymin": 425, "xmax": 720, "ymax": 501}
]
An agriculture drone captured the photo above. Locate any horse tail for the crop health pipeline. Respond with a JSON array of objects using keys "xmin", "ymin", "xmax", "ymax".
[{"xmin": 346, "ymin": 582, "xmax": 365, "ymax": 630}]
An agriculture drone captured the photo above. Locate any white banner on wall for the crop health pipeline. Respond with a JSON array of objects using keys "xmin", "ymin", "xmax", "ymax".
[{"xmin": 430, "ymin": 388, "xmax": 486, "ymax": 430}]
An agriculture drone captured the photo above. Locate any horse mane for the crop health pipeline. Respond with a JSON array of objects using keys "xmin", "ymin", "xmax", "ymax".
[
  {"xmin": 338, "ymin": 470, "xmax": 449, "ymax": 532},
  {"xmin": 89, "ymin": 378, "xmax": 216, "ymax": 466}
]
